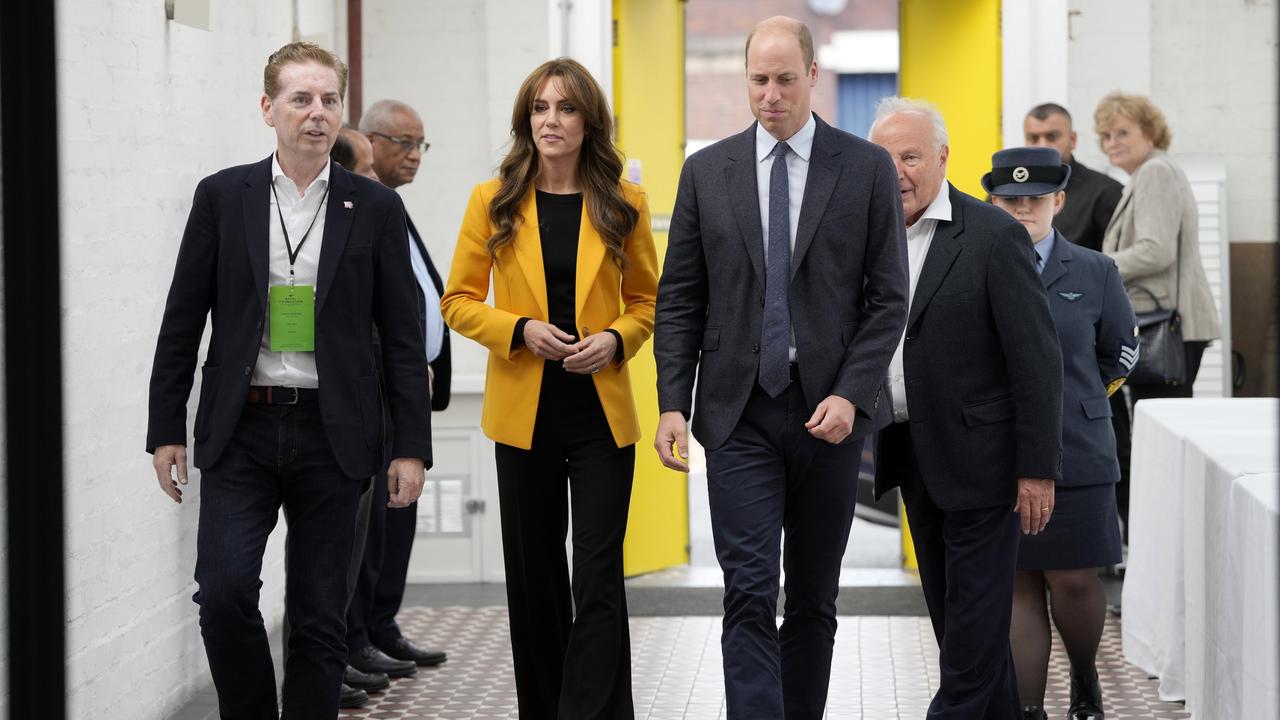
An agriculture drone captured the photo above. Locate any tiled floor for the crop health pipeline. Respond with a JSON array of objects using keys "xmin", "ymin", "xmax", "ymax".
[{"xmin": 329, "ymin": 607, "xmax": 1190, "ymax": 720}]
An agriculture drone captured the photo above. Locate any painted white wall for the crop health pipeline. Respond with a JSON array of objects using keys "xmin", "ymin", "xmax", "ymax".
[
  {"xmin": 52, "ymin": 1, "xmax": 339, "ymax": 717},
  {"xmin": 548, "ymin": 0, "xmax": 614, "ymax": 100},
  {"xmin": 1066, "ymin": 0, "xmax": 1152, "ymax": 171},
  {"xmin": 1001, "ymin": 0, "xmax": 1069, "ymax": 148}
]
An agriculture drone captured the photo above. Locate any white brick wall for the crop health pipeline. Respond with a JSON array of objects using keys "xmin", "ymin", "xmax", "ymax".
[
  {"xmin": 53, "ymin": 1, "xmax": 338, "ymax": 717},
  {"xmin": 1068, "ymin": 0, "xmax": 1277, "ymax": 243}
]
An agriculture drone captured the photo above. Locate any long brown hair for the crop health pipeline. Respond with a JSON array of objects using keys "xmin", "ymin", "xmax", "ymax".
[{"xmin": 487, "ymin": 58, "xmax": 637, "ymax": 271}]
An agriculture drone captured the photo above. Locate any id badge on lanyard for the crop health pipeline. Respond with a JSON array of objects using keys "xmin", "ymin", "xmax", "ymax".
[{"xmin": 268, "ymin": 181, "xmax": 328, "ymax": 352}]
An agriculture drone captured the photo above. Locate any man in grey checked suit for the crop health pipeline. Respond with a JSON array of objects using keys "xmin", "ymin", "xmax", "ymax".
[{"xmin": 654, "ymin": 16, "xmax": 908, "ymax": 719}]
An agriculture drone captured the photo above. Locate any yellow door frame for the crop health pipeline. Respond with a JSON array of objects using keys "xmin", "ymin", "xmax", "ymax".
[{"xmin": 613, "ymin": 0, "xmax": 690, "ymax": 576}]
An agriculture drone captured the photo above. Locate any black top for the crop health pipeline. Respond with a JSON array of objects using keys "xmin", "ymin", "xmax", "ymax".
[
  {"xmin": 511, "ymin": 190, "xmax": 624, "ymax": 361},
  {"xmin": 1055, "ymin": 157, "xmax": 1124, "ymax": 252},
  {"xmin": 536, "ymin": 190, "xmax": 584, "ymax": 331}
]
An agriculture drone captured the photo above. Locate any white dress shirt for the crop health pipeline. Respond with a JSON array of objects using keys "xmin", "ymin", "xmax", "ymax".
[
  {"xmin": 886, "ymin": 181, "xmax": 953, "ymax": 422},
  {"xmin": 251, "ymin": 155, "xmax": 330, "ymax": 388},
  {"xmin": 756, "ymin": 113, "xmax": 816, "ymax": 362},
  {"xmin": 407, "ymin": 222, "xmax": 444, "ymax": 363}
]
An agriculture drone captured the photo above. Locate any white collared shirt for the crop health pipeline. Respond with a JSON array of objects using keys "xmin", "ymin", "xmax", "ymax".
[
  {"xmin": 887, "ymin": 181, "xmax": 953, "ymax": 422},
  {"xmin": 251, "ymin": 155, "xmax": 330, "ymax": 388},
  {"xmin": 756, "ymin": 113, "xmax": 816, "ymax": 362}
]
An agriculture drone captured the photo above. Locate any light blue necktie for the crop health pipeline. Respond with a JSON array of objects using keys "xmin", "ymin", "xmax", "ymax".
[{"xmin": 759, "ymin": 141, "xmax": 792, "ymax": 397}]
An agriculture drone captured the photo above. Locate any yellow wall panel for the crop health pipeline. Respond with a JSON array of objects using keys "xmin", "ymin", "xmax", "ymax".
[
  {"xmin": 900, "ymin": 0, "xmax": 1003, "ymax": 198},
  {"xmin": 613, "ymin": 0, "xmax": 689, "ymax": 576}
]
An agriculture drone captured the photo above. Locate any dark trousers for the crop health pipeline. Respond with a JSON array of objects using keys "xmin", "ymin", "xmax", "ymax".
[
  {"xmin": 705, "ymin": 381, "xmax": 864, "ymax": 720},
  {"xmin": 346, "ymin": 473, "xmax": 417, "ymax": 651},
  {"xmin": 885, "ymin": 422, "xmax": 1021, "ymax": 720},
  {"xmin": 494, "ymin": 361, "xmax": 636, "ymax": 720},
  {"xmin": 1117, "ymin": 339, "xmax": 1208, "ymax": 537},
  {"xmin": 281, "ymin": 476, "xmax": 372, "ymax": 666},
  {"xmin": 195, "ymin": 400, "xmax": 362, "ymax": 720}
]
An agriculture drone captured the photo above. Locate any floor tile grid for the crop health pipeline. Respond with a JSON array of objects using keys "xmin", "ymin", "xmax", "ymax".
[{"xmin": 332, "ymin": 607, "xmax": 1188, "ymax": 719}]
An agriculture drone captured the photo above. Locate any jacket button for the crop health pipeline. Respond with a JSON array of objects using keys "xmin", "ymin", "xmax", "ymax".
[
  {"xmin": 243, "ymin": 366, "xmax": 252, "ymax": 376},
  {"xmin": 751, "ymin": 343, "xmax": 759, "ymax": 353}
]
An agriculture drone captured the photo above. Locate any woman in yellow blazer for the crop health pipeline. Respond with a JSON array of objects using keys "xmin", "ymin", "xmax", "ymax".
[{"xmin": 440, "ymin": 58, "xmax": 657, "ymax": 720}]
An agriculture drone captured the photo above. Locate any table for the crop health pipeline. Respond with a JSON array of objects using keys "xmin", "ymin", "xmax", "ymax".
[{"xmin": 1122, "ymin": 398, "xmax": 1278, "ymax": 718}]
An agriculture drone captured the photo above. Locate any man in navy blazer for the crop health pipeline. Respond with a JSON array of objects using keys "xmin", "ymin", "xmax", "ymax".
[
  {"xmin": 869, "ymin": 99, "xmax": 1063, "ymax": 720},
  {"xmin": 655, "ymin": 17, "xmax": 908, "ymax": 718},
  {"xmin": 147, "ymin": 43, "xmax": 430, "ymax": 719}
]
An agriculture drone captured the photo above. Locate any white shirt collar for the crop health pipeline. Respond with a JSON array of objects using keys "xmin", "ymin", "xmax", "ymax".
[
  {"xmin": 756, "ymin": 113, "xmax": 817, "ymax": 163},
  {"xmin": 271, "ymin": 153, "xmax": 331, "ymax": 197},
  {"xmin": 910, "ymin": 180, "xmax": 953, "ymax": 228}
]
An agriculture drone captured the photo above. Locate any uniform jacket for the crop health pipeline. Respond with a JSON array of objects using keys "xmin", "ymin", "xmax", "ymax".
[
  {"xmin": 1041, "ymin": 229, "xmax": 1138, "ymax": 487},
  {"xmin": 147, "ymin": 157, "xmax": 432, "ymax": 478},
  {"xmin": 1102, "ymin": 150, "xmax": 1220, "ymax": 341},
  {"xmin": 440, "ymin": 179, "xmax": 659, "ymax": 450},
  {"xmin": 654, "ymin": 114, "xmax": 909, "ymax": 450}
]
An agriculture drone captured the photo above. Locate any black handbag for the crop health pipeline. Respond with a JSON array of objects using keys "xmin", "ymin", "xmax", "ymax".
[
  {"xmin": 1127, "ymin": 236, "xmax": 1186, "ymax": 385},
  {"xmin": 1128, "ymin": 285, "xmax": 1185, "ymax": 385}
]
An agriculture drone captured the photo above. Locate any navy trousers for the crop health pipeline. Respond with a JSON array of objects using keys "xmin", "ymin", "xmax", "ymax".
[
  {"xmin": 705, "ymin": 381, "xmax": 864, "ymax": 720},
  {"xmin": 195, "ymin": 400, "xmax": 362, "ymax": 720},
  {"xmin": 887, "ymin": 422, "xmax": 1022, "ymax": 720}
]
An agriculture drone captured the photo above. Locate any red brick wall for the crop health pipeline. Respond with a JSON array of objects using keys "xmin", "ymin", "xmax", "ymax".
[{"xmin": 685, "ymin": 0, "xmax": 898, "ymax": 144}]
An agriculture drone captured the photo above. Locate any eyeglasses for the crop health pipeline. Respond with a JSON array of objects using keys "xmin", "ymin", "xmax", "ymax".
[{"xmin": 369, "ymin": 131, "xmax": 430, "ymax": 155}]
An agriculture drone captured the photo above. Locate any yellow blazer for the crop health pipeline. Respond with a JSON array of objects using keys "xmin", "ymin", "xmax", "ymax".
[{"xmin": 441, "ymin": 178, "xmax": 658, "ymax": 450}]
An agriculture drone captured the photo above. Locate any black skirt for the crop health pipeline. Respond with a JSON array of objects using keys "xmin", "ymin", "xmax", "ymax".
[{"xmin": 1016, "ymin": 482, "xmax": 1123, "ymax": 571}]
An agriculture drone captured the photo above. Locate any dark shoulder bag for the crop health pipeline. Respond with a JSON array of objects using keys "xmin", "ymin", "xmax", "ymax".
[{"xmin": 1128, "ymin": 237, "xmax": 1185, "ymax": 385}]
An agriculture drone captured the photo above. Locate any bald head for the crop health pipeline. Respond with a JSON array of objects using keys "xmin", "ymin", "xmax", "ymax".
[
  {"xmin": 335, "ymin": 127, "xmax": 378, "ymax": 180},
  {"xmin": 744, "ymin": 16, "xmax": 818, "ymax": 142},
  {"xmin": 745, "ymin": 16, "xmax": 814, "ymax": 68}
]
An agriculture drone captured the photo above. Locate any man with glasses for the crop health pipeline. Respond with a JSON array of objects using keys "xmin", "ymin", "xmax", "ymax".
[{"xmin": 345, "ymin": 99, "xmax": 453, "ymax": 680}]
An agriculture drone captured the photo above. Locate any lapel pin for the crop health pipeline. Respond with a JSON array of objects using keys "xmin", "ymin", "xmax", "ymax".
[{"xmin": 343, "ymin": 200, "xmax": 354, "ymax": 209}]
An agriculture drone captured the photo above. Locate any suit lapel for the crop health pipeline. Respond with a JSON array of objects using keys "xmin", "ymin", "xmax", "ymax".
[
  {"xmin": 316, "ymin": 161, "xmax": 355, "ymax": 314},
  {"xmin": 575, "ymin": 197, "xmax": 605, "ymax": 327},
  {"xmin": 725, "ymin": 126, "xmax": 765, "ymax": 285},
  {"xmin": 790, "ymin": 118, "xmax": 840, "ymax": 279},
  {"xmin": 241, "ymin": 156, "xmax": 273, "ymax": 311},
  {"xmin": 1039, "ymin": 229, "xmax": 1071, "ymax": 289},
  {"xmin": 512, "ymin": 189, "xmax": 550, "ymax": 320},
  {"xmin": 906, "ymin": 186, "xmax": 965, "ymax": 330}
]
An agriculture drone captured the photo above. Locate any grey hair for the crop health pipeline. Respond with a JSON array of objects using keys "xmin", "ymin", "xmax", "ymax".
[
  {"xmin": 870, "ymin": 96, "xmax": 948, "ymax": 150},
  {"xmin": 358, "ymin": 99, "xmax": 420, "ymax": 133}
]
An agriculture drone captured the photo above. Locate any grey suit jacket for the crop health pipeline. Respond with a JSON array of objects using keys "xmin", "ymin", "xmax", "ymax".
[
  {"xmin": 874, "ymin": 186, "xmax": 1063, "ymax": 511},
  {"xmin": 1041, "ymin": 230, "xmax": 1138, "ymax": 488},
  {"xmin": 655, "ymin": 115, "xmax": 909, "ymax": 450},
  {"xmin": 1102, "ymin": 150, "xmax": 1219, "ymax": 341}
]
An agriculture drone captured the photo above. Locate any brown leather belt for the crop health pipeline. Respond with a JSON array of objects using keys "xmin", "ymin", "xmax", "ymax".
[{"xmin": 245, "ymin": 386, "xmax": 318, "ymax": 405}]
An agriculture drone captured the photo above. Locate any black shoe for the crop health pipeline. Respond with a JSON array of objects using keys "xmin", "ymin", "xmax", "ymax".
[
  {"xmin": 378, "ymin": 636, "xmax": 448, "ymax": 667},
  {"xmin": 349, "ymin": 645, "xmax": 417, "ymax": 678},
  {"xmin": 1021, "ymin": 706, "xmax": 1048, "ymax": 720},
  {"xmin": 339, "ymin": 683, "xmax": 369, "ymax": 708},
  {"xmin": 343, "ymin": 664, "xmax": 390, "ymax": 692},
  {"xmin": 1069, "ymin": 667, "xmax": 1105, "ymax": 719}
]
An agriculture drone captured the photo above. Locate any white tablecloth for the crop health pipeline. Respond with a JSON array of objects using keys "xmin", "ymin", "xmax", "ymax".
[{"xmin": 1122, "ymin": 398, "xmax": 1278, "ymax": 718}]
